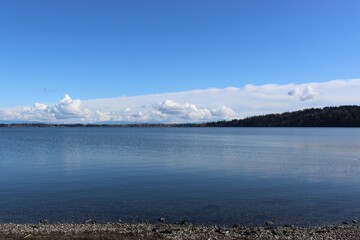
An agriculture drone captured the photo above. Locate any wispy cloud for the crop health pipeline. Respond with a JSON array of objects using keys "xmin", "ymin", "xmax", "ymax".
[{"xmin": 1, "ymin": 79, "xmax": 360, "ymax": 123}]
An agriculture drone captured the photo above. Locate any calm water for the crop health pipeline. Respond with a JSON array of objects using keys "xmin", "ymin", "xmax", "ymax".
[{"xmin": 0, "ymin": 127, "xmax": 360, "ymax": 226}]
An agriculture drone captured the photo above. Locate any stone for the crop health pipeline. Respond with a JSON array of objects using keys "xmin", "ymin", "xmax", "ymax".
[
  {"xmin": 85, "ymin": 219, "xmax": 96, "ymax": 224},
  {"xmin": 39, "ymin": 219, "xmax": 48, "ymax": 224},
  {"xmin": 265, "ymin": 221, "xmax": 273, "ymax": 226},
  {"xmin": 283, "ymin": 229, "xmax": 290, "ymax": 236},
  {"xmin": 271, "ymin": 228, "xmax": 283, "ymax": 235}
]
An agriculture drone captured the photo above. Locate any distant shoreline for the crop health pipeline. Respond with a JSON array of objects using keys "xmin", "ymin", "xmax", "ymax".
[
  {"xmin": 1, "ymin": 105, "xmax": 360, "ymax": 127},
  {"xmin": 1, "ymin": 222, "xmax": 359, "ymax": 239},
  {"xmin": 1, "ymin": 124, "xmax": 360, "ymax": 128}
]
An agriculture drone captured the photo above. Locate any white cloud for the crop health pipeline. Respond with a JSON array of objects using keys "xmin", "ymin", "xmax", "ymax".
[
  {"xmin": 210, "ymin": 105, "xmax": 237, "ymax": 119},
  {"xmin": 156, "ymin": 99, "xmax": 212, "ymax": 120},
  {"xmin": 33, "ymin": 103, "xmax": 48, "ymax": 111},
  {"xmin": 50, "ymin": 94, "xmax": 91, "ymax": 120},
  {"xmin": 288, "ymin": 86, "xmax": 319, "ymax": 101},
  {"xmin": 95, "ymin": 110, "xmax": 111, "ymax": 122},
  {"xmin": 0, "ymin": 109, "xmax": 21, "ymax": 121},
  {"xmin": 1, "ymin": 78, "xmax": 360, "ymax": 123},
  {"xmin": 0, "ymin": 94, "xmax": 110, "ymax": 123}
]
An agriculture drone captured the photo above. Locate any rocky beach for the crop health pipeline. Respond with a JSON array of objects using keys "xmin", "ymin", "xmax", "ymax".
[{"xmin": 1, "ymin": 222, "xmax": 360, "ymax": 240}]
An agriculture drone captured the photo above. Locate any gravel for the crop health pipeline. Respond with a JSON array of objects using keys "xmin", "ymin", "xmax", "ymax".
[{"xmin": 1, "ymin": 222, "xmax": 360, "ymax": 239}]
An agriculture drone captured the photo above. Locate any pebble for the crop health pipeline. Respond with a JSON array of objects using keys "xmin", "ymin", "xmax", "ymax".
[
  {"xmin": 265, "ymin": 221, "xmax": 273, "ymax": 226},
  {"xmin": 85, "ymin": 219, "xmax": 96, "ymax": 224},
  {"xmin": 39, "ymin": 219, "xmax": 48, "ymax": 224},
  {"xmin": 271, "ymin": 228, "xmax": 283, "ymax": 235}
]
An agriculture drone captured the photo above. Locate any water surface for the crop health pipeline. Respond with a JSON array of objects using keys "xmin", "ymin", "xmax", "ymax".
[{"xmin": 0, "ymin": 128, "xmax": 359, "ymax": 226}]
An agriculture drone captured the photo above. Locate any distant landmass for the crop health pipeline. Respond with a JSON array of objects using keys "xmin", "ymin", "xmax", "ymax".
[
  {"xmin": 204, "ymin": 105, "xmax": 360, "ymax": 127},
  {"xmin": 1, "ymin": 106, "xmax": 360, "ymax": 128}
]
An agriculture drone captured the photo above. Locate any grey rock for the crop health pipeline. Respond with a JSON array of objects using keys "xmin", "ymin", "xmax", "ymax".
[
  {"xmin": 283, "ymin": 229, "xmax": 291, "ymax": 236},
  {"xmin": 85, "ymin": 219, "xmax": 96, "ymax": 224},
  {"xmin": 271, "ymin": 228, "xmax": 283, "ymax": 235},
  {"xmin": 265, "ymin": 221, "xmax": 273, "ymax": 226},
  {"xmin": 39, "ymin": 219, "xmax": 48, "ymax": 224}
]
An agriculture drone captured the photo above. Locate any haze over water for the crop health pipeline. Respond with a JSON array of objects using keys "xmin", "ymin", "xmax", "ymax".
[{"xmin": 1, "ymin": 127, "xmax": 360, "ymax": 226}]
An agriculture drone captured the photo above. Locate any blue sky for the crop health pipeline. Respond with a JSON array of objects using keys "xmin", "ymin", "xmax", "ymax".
[{"xmin": 0, "ymin": 0, "xmax": 360, "ymax": 122}]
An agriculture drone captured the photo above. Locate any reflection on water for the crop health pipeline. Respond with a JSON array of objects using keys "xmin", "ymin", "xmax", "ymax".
[{"xmin": 0, "ymin": 127, "xmax": 360, "ymax": 226}]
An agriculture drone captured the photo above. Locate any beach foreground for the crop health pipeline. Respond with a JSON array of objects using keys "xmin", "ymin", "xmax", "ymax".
[{"xmin": 0, "ymin": 222, "xmax": 359, "ymax": 240}]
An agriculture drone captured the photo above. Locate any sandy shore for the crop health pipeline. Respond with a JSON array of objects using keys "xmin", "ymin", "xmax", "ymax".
[{"xmin": 1, "ymin": 222, "xmax": 360, "ymax": 240}]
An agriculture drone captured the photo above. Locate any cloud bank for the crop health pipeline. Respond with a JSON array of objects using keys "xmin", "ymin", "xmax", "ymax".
[{"xmin": 1, "ymin": 79, "xmax": 360, "ymax": 123}]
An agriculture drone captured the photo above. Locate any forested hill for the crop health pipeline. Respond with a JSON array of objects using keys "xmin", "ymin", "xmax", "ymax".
[{"xmin": 204, "ymin": 106, "xmax": 360, "ymax": 127}]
